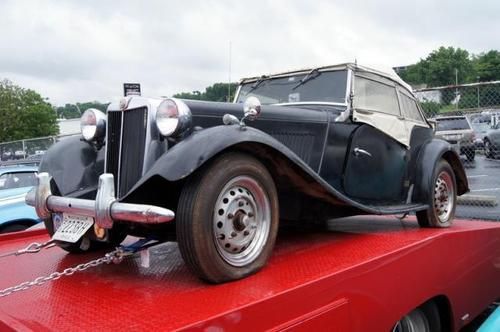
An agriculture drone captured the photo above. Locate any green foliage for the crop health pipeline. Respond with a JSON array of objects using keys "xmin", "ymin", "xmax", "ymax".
[
  {"xmin": 0, "ymin": 79, "xmax": 58, "ymax": 142},
  {"xmin": 56, "ymin": 101, "xmax": 110, "ymax": 119},
  {"xmin": 419, "ymin": 101, "xmax": 441, "ymax": 117},
  {"xmin": 473, "ymin": 50, "xmax": 500, "ymax": 82},
  {"xmin": 400, "ymin": 46, "xmax": 474, "ymax": 87},
  {"xmin": 173, "ymin": 82, "xmax": 237, "ymax": 102}
]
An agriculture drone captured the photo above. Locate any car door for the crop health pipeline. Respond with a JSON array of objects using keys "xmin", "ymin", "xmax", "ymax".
[{"xmin": 343, "ymin": 73, "xmax": 409, "ymax": 203}]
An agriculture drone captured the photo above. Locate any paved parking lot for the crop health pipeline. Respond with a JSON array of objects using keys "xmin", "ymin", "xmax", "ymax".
[{"xmin": 457, "ymin": 154, "xmax": 500, "ymax": 220}]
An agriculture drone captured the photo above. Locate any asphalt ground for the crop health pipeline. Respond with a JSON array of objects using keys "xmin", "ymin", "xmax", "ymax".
[{"xmin": 456, "ymin": 154, "xmax": 500, "ymax": 220}]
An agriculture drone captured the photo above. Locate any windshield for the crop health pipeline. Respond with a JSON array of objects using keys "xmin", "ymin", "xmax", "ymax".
[
  {"xmin": 435, "ymin": 118, "xmax": 471, "ymax": 131},
  {"xmin": 236, "ymin": 70, "xmax": 347, "ymax": 105}
]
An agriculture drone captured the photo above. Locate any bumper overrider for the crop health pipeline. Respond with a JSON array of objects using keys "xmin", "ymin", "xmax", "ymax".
[{"xmin": 26, "ymin": 173, "xmax": 175, "ymax": 229}]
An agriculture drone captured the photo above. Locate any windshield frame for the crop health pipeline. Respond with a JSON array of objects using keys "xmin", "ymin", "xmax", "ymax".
[{"xmin": 234, "ymin": 68, "xmax": 350, "ymax": 107}]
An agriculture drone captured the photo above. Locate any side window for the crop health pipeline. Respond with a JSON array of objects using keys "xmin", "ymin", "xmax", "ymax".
[
  {"xmin": 399, "ymin": 91, "xmax": 425, "ymax": 122},
  {"xmin": 353, "ymin": 76, "xmax": 400, "ymax": 116}
]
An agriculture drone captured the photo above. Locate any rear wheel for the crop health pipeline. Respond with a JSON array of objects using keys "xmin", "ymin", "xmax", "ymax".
[
  {"xmin": 176, "ymin": 152, "xmax": 279, "ymax": 283},
  {"xmin": 417, "ymin": 160, "xmax": 456, "ymax": 228},
  {"xmin": 485, "ymin": 139, "xmax": 495, "ymax": 159},
  {"xmin": 466, "ymin": 150, "xmax": 475, "ymax": 161},
  {"xmin": 393, "ymin": 301, "xmax": 441, "ymax": 332}
]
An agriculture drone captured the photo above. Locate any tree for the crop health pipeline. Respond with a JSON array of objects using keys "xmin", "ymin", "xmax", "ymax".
[
  {"xmin": 473, "ymin": 50, "xmax": 500, "ymax": 82},
  {"xmin": 0, "ymin": 79, "xmax": 58, "ymax": 142},
  {"xmin": 173, "ymin": 83, "xmax": 237, "ymax": 102},
  {"xmin": 400, "ymin": 46, "xmax": 474, "ymax": 87},
  {"xmin": 55, "ymin": 101, "xmax": 110, "ymax": 119}
]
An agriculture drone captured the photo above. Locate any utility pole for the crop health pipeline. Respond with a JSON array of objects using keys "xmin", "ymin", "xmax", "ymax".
[
  {"xmin": 477, "ymin": 76, "xmax": 480, "ymax": 108},
  {"xmin": 455, "ymin": 68, "xmax": 459, "ymax": 110},
  {"xmin": 228, "ymin": 41, "xmax": 232, "ymax": 102}
]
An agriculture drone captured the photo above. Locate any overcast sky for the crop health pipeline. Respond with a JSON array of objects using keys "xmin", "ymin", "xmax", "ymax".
[{"xmin": 0, "ymin": 0, "xmax": 498, "ymax": 105}]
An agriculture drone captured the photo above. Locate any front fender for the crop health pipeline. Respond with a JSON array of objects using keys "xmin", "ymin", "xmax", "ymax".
[
  {"xmin": 414, "ymin": 138, "xmax": 469, "ymax": 203},
  {"xmin": 40, "ymin": 136, "xmax": 104, "ymax": 196},
  {"xmin": 131, "ymin": 125, "xmax": 311, "ymax": 185}
]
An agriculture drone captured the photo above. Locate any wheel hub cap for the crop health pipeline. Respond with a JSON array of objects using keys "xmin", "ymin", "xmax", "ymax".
[{"xmin": 213, "ymin": 176, "xmax": 271, "ymax": 267}]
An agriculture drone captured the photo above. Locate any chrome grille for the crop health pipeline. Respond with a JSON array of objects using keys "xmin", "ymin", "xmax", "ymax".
[{"xmin": 105, "ymin": 107, "xmax": 148, "ymax": 197}]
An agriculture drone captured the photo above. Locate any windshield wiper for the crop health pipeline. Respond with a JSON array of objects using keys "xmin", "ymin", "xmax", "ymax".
[
  {"xmin": 247, "ymin": 75, "xmax": 271, "ymax": 94},
  {"xmin": 292, "ymin": 68, "xmax": 321, "ymax": 90}
]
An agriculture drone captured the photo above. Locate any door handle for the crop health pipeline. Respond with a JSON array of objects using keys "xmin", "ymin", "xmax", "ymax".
[{"xmin": 353, "ymin": 147, "xmax": 372, "ymax": 157}]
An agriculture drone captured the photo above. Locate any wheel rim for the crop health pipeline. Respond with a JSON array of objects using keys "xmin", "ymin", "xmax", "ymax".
[
  {"xmin": 433, "ymin": 171, "xmax": 455, "ymax": 223},
  {"xmin": 393, "ymin": 308, "xmax": 430, "ymax": 332},
  {"xmin": 212, "ymin": 175, "xmax": 271, "ymax": 267}
]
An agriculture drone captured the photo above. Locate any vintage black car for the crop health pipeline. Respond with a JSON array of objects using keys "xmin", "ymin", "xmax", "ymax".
[{"xmin": 28, "ymin": 63, "xmax": 468, "ymax": 283}]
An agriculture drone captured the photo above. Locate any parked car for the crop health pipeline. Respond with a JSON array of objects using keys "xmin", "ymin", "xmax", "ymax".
[
  {"xmin": 470, "ymin": 121, "xmax": 490, "ymax": 149},
  {"xmin": 433, "ymin": 115, "xmax": 475, "ymax": 161},
  {"xmin": 484, "ymin": 122, "xmax": 500, "ymax": 159},
  {"xmin": 28, "ymin": 63, "xmax": 468, "ymax": 283},
  {"xmin": 0, "ymin": 165, "xmax": 40, "ymax": 233}
]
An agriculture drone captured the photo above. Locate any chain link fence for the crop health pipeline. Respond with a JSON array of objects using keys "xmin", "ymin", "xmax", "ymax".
[
  {"xmin": 415, "ymin": 80, "xmax": 500, "ymax": 220},
  {"xmin": 0, "ymin": 135, "xmax": 78, "ymax": 163}
]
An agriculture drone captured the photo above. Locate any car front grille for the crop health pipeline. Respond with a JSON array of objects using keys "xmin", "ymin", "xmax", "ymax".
[{"xmin": 105, "ymin": 107, "xmax": 148, "ymax": 197}]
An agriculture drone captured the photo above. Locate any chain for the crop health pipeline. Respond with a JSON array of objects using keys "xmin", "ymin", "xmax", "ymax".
[{"xmin": 0, "ymin": 249, "xmax": 127, "ymax": 298}]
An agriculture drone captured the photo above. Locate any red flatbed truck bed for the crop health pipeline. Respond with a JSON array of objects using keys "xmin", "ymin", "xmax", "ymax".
[{"xmin": 0, "ymin": 216, "xmax": 499, "ymax": 331}]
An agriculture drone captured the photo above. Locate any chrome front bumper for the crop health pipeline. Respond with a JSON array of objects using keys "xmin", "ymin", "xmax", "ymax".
[{"xmin": 26, "ymin": 173, "xmax": 175, "ymax": 228}]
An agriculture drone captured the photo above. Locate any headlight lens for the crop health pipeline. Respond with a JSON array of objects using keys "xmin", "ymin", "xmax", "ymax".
[
  {"xmin": 156, "ymin": 99, "xmax": 192, "ymax": 137},
  {"xmin": 81, "ymin": 108, "xmax": 106, "ymax": 142}
]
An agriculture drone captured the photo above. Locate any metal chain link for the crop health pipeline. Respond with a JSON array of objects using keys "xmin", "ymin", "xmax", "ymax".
[{"xmin": 0, "ymin": 249, "xmax": 126, "ymax": 298}]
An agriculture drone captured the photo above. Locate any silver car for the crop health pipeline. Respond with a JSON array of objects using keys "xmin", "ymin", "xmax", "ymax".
[
  {"xmin": 484, "ymin": 122, "xmax": 500, "ymax": 158},
  {"xmin": 434, "ymin": 116, "xmax": 475, "ymax": 161}
]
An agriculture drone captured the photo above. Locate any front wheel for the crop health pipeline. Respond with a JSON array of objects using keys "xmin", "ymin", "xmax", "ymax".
[
  {"xmin": 176, "ymin": 152, "xmax": 279, "ymax": 283},
  {"xmin": 416, "ymin": 160, "xmax": 456, "ymax": 228}
]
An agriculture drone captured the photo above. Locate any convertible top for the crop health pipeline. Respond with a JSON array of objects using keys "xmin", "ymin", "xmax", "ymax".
[{"xmin": 239, "ymin": 62, "xmax": 415, "ymax": 97}]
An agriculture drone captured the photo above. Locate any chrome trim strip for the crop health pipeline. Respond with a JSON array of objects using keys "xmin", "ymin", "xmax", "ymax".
[
  {"xmin": 272, "ymin": 101, "xmax": 347, "ymax": 107},
  {"xmin": 26, "ymin": 173, "xmax": 175, "ymax": 228},
  {"xmin": 117, "ymin": 108, "xmax": 125, "ymax": 197}
]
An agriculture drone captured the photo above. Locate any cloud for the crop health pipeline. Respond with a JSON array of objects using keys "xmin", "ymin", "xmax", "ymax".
[{"xmin": 0, "ymin": 0, "xmax": 498, "ymax": 105}]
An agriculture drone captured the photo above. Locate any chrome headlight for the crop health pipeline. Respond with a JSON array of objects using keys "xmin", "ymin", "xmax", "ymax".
[
  {"xmin": 81, "ymin": 108, "xmax": 106, "ymax": 142},
  {"xmin": 156, "ymin": 98, "xmax": 192, "ymax": 137}
]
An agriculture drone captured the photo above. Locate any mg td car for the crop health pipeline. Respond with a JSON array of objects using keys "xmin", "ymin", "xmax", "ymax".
[{"xmin": 27, "ymin": 63, "xmax": 468, "ymax": 283}]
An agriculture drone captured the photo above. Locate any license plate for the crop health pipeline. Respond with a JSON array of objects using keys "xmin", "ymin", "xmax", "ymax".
[{"xmin": 52, "ymin": 214, "xmax": 94, "ymax": 243}]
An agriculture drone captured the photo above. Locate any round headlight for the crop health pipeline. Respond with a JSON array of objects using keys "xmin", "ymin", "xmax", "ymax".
[
  {"xmin": 81, "ymin": 108, "xmax": 106, "ymax": 142},
  {"xmin": 156, "ymin": 99, "xmax": 192, "ymax": 137}
]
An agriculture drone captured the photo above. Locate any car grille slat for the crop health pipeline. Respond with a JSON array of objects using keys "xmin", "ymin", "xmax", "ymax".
[
  {"xmin": 105, "ymin": 107, "xmax": 147, "ymax": 198},
  {"xmin": 106, "ymin": 111, "xmax": 122, "ymax": 191}
]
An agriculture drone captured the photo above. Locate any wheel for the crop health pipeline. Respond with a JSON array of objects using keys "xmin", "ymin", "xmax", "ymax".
[
  {"xmin": 465, "ymin": 150, "xmax": 475, "ymax": 161},
  {"xmin": 393, "ymin": 302, "xmax": 441, "ymax": 332},
  {"xmin": 484, "ymin": 139, "xmax": 495, "ymax": 159},
  {"xmin": 44, "ymin": 217, "xmax": 127, "ymax": 253},
  {"xmin": 417, "ymin": 160, "xmax": 456, "ymax": 228},
  {"xmin": 0, "ymin": 223, "xmax": 29, "ymax": 233},
  {"xmin": 176, "ymin": 152, "xmax": 279, "ymax": 283}
]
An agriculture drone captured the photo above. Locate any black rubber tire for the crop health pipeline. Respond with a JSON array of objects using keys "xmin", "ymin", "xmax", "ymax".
[
  {"xmin": 44, "ymin": 217, "xmax": 127, "ymax": 253},
  {"xmin": 395, "ymin": 301, "xmax": 441, "ymax": 332},
  {"xmin": 176, "ymin": 152, "xmax": 279, "ymax": 283},
  {"xmin": 485, "ymin": 139, "xmax": 495, "ymax": 159},
  {"xmin": 416, "ymin": 160, "xmax": 456, "ymax": 228},
  {"xmin": 0, "ymin": 224, "xmax": 29, "ymax": 233},
  {"xmin": 466, "ymin": 150, "xmax": 475, "ymax": 161}
]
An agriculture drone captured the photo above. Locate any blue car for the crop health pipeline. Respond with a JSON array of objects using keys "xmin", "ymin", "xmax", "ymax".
[{"xmin": 0, "ymin": 165, "xmax": 40, "ymax": 233}]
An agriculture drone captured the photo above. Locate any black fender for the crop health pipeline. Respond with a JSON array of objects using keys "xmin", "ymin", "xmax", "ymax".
[
  {"xmin": 125, "ymin": 125, "xmax": 419, "ymax": 215},
  {"xmin": 40, "ymin": 136, "xmax": 104, "ymax": 196},
  {"xmin": 414, "ymin": 138, "xmax": 469, "ymax": 203}
]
